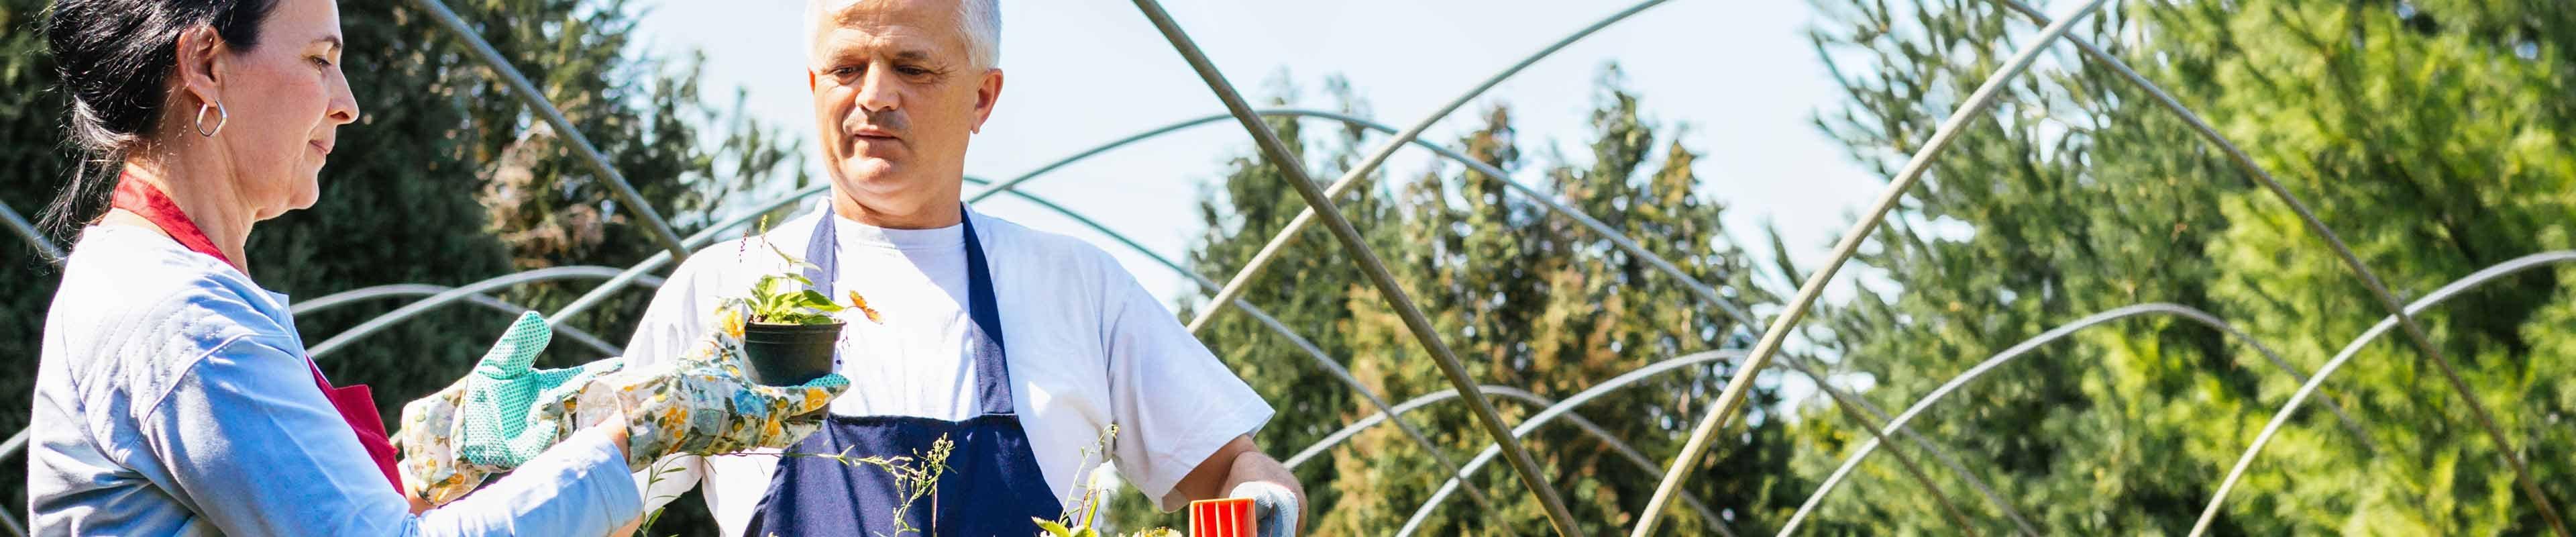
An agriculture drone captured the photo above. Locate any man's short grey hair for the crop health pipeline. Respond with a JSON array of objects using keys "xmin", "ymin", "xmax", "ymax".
[{"xmin": 806, "ymin": 0, "xmax": 1002, "ymax": 70}]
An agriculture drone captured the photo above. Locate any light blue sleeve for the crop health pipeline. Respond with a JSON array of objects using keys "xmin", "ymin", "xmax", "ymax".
[{"xmin": 136, "ymin": 332, "xmax": 642, "ymax": 536}]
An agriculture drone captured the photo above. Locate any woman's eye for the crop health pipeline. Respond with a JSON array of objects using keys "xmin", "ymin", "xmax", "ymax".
[{"xmin": 310, "ymin": 56, "xmax": 333, "ymax": 68}]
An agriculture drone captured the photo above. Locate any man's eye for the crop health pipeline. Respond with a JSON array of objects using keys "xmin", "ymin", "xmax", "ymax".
[
  {"xmin": 898, "ymin": 66, "xmax": 930, "ymax": 76},
  {"xmin": 829, "ymin": 66, "xmax": 860, "ymax": 77}
]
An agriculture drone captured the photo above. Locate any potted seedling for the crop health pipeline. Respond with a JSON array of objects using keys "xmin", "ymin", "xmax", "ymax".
[{"xmin": 720, "ymin": 232, "xmax": 881, "ymax": 387}]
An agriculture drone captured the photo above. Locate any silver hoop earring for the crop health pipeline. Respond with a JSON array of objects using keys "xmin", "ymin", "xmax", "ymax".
[{"xmin": 195, "ymin": 100, "xmax": 227, "ymax": 138}]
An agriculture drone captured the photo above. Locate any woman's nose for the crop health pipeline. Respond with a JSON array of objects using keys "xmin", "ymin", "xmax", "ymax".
[{"xmin": 327, "ymin": 70, "xmax": 362, "ymax": 125}]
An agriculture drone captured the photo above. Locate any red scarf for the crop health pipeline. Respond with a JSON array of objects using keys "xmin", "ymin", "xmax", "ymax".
[{"xmin": 109, "ymin": 178, "xmax": 234, "ymax": 267}]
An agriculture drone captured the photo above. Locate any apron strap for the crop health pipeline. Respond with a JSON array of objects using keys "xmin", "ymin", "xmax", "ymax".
[
  {"xmin": 803, "ymin": 205, "xmax": 1016, "ymax": 416},
  {"xmin": 804, "ymin": 205, "xmax": 839, "ymax": 296},
  {"xmin": 959, "ymin": 209, "xmax": 1013, "ymax": 416}
]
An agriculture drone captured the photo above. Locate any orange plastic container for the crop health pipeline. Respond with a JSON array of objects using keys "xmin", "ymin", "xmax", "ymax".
[{"xmin": 1189, "ymin": 497, "xmax": 1255, "ymax": 537}]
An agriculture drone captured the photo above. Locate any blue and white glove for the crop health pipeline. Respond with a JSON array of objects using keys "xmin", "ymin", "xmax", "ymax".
[
  {"xmin": 1230, "ymin": 481, "xmax": 1299, "ymax": 537},
  {"xmin": 455, "ymin": 312, "xmax": 623, "ymax": 468}
]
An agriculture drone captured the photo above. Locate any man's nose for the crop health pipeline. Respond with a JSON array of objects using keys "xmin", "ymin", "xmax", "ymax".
[{"xmin": 852, "ymin": 64, "xmax": 900, "ymax": 113}]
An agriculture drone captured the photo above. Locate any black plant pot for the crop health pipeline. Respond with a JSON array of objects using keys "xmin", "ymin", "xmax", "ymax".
[{"xmin": 740, "ymin": 322, "xmax": 843, "ymax": 386}]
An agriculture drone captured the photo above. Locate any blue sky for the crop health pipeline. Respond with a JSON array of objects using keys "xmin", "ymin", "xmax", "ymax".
[{"xmin": 635, "ymin": 0, "xmax": 1892, "ymax": 309}]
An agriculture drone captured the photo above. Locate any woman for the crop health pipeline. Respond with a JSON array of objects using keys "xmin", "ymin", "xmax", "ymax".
[{"xmin": 23, "ymin": 0, "xmax": 790, "ymax": 534}]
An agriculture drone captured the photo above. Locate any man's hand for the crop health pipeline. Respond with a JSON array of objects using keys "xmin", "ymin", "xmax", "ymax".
[
  {"xmin": 1173, "ymin": 435, "xmax": 1305, "ymax": 536},
  {"xmin": 1229, "ymin": 481, "xmax": 1299, "ymax": 537}
]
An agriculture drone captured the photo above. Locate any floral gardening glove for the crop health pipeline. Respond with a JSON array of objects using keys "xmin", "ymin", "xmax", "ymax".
[
  {"xmin": 396, "ymin": 312, "xmax": 624, "ymax": 505},
  {"xmin": 396, "ymin": 308, "xmax": 852, "ymax": 506},
  {"xmin": 567, "ymin": 304, "xmax": 849, "ymax": 471}
]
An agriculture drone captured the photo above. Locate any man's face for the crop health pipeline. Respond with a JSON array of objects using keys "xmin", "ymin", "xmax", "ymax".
[{"xmin": 807, "ymin": 0, "xmax": 1001, "ymax": 210}]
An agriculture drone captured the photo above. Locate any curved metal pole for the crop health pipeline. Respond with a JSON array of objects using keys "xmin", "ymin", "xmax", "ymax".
[
  {"xmin": 1179, "ymin": 0, "xmax": 1673, "ymax": 335},
  {"xmin": 977, "ymin": 179, "xmax": 1499, "ymax": 510},
  {"xmin": 0, "ymin": 426, "xmax": 24, "ymax": 537},
  {"xmin": 308, "ymin": 266, "xmax": 655, "ymax": 358},
  {"xmin": 407, "ymin": 0, "xmax": 689, "ymax": 261},
  {"xmin": 0, "ymin": 484, "xmax": 18, "ymax": 537},
  {"xmin": 1299, "ymin": 352, "xmax": 1719, "ymax": 469},
  {"xmin": 1776, "ymin": 303, "xmax": 2306, "ymax": 535},
  {"xmin": 1771, "ymin": 354, "xmax": 1981, "ymax": 533},
  {"xmin": 549, "ymin": 184, "xmax": 833, "ymax": 326},
  {"xmin": 1978, "ymin": 2, "xmax": 2566, "ymax": 533},
  {"xmin": 1635, "ymin": 1, "xmax": 2110, "ymax": 533},
  {"xmin": 1359, "ymin": 384, "xmax": 1739, "ymax": 537},
  {"xmin": 2192, "ymin": 251, "xmax": 2576, "ymax": 535},
  {"xmin": 1395, "ymin": 352, "xmax": 1739, "ymax": 536},
  {"xmin": 292, "ymin": 283, "xmax": 634, "ymax": 357},
  {"xmin": 1126, "ymin": 3, "xmax": 1579, "ymax": 532},
  {"xmin": 0, "ymin": 428, "xmax": 23, "ymax": 471},
  {"xmin": 3, "ymin": 201, "xmax": 61, "ymax": 262}
]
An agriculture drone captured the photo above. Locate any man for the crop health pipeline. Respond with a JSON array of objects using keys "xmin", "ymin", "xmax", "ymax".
[{"xmin": 618, "ymin": 1, "xmax": 1303, "ymax": 535}]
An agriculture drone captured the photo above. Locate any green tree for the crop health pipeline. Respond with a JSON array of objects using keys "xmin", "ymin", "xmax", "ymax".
[
  {"xmin": 1122, "ymin": 69, "xmax": 1789, "ymax": 534},
  {"xmin": 1793, "ymin": 0, "xmax": 2576, "ymax": 534}
]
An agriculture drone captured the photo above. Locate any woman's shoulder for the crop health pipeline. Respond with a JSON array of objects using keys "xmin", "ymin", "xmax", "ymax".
[{"xmin": 46, "ymin": 226, "xmax": 302, "ymax": 389}]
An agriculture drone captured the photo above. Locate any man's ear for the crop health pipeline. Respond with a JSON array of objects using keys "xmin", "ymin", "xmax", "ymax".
[
  {"xmin": 971, "ymin": 68, "xmax": 1004, "ymax": 134},
  {"xmin": 806, "ymin": 68, "xmax": 817, "ymax": 93},
  {"xmin": 172, "ymin": 26, "xmax": 229, "ymax": 113}
]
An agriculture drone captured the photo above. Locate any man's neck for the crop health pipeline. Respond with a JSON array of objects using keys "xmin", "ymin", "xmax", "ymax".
[{"xmin": 829, "ymin": 187, "xmax": 963, "ymax": 230}]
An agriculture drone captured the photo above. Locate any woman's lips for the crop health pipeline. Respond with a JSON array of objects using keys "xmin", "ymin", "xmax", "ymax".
[{"xmin": 309, "ymin": 140, "xmax": 333, "ymax": 155}]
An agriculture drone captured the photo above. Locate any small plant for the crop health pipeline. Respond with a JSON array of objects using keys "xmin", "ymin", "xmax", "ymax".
[
  {"xmin": 722, "ymin": 217, "xmax": 880, "ymax": 326},
  {"xmin": 1035, "ymin": 424, "xmax": 1177, "ymax": 537},
  {"xmin": 722, "ymin": 217, "xmax": 881, "ymax": 387},
  {"xmin": 629, "ymin": 460, "xmax": 695, "ymax": 537},
  {"xmin": 790, "ymin": 436, "xmax": 956, "ymax": 537}
]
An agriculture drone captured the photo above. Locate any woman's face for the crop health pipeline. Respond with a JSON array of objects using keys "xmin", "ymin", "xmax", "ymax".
[{"xmin": 203, "ymin": 0, "xmax": 358, "ymax": 219}]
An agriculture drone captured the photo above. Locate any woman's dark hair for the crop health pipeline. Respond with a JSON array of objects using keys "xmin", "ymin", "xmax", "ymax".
[{"xmin": 38, "ymin": 0, "xmax": 278, "ymax": 243}]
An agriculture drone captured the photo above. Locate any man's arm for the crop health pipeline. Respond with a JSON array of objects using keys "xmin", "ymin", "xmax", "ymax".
[{"xmin": 1167, "ymin": 434, "xmax": 1305, "ymax": 535}]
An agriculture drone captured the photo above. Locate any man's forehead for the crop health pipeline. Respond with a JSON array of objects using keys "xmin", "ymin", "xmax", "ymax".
[{"xmin": 807, "ymin": 0, "xmax": 957, "ymax": 32}]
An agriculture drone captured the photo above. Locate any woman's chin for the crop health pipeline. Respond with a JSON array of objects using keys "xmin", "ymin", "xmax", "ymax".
[{"xmin": 285, "ymin": 180, "xmax": 323, "ymax": 213}]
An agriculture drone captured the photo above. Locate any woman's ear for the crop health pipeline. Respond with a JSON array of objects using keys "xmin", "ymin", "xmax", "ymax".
[{"xmin": 171, "ymin": 26, "xmax": 229, "ymax": 111}]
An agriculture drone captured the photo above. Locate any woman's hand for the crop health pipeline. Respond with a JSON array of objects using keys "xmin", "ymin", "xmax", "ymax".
[
  {"xmin": 396, "ymin": 313, "xmax": 628, "ymax": 505},
  {"xmin": 599, "ymin": 409, "xmax": 631, "ymax": 460}
]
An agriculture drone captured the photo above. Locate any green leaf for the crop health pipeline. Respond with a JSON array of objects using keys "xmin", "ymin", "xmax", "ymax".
[
  {"xmin": 795, "ymin": 290, "xmax": 845, "ymax": 312},
  {"xmin": 1033, "ymin": 519, "xmax": 1073, "ymax": 537}
]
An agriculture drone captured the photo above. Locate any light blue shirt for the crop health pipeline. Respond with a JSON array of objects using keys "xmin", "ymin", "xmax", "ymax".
[{"xmin": 26, "ymin": 225, "xmax": 641, "ymax": 536}]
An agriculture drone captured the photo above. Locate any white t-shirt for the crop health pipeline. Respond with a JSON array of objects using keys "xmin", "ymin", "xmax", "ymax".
[{"xmin": 621, "ymin": 205, "xmax": 1271, "ymax": 535}]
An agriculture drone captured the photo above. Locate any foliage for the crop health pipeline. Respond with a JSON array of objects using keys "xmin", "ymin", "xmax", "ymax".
[
  {"xmin": 1793, "ymin": 0, "xmax": 2576, "ymax": 533},
  {"xmin": 1121, "ymin": 70, "xmax": 1788, "ymax": 534},
  {"xmin": 722, "ymin": 222, "xmax": 877, "ymax": 326}
]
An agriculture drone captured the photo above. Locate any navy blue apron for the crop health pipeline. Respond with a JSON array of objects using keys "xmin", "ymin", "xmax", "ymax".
[{"xmin": 741, "ymin": 207, "xmax": 1066, "ymax": 536}]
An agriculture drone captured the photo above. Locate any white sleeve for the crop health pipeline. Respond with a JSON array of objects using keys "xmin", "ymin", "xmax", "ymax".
[
  {"xmin": 619, "ymin": 255, "xmax": 715, "ymax": 515},
  {"xmin": 1099, "ymin": 263, "xmax": 1275, "ymax": 511}
]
